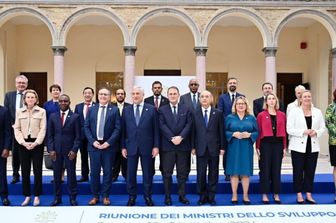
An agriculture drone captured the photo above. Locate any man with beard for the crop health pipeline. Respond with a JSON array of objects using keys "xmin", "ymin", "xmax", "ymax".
[
  {"xmin": 217, "ymin": 77, "xmax": 244, "ymax": 181},
  {"xmin": 180, "ymin": 78, "xmax": 201, "ymax": 112},
  {"xmin": 111, "ymin": 88, "xmax": 130, "ymax": 181}
]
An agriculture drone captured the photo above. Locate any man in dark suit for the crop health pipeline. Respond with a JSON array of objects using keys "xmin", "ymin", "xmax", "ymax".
[
  {"xmin": 253, "ymin": 82, "xmax": 285, "ymax": 117},
  {"xmin": 0, "ymin": 105, "xmax": 12, "ymax": 206},
  {"xmin": 111, "ymin": 88, "xmax": 130, "ymax": 182},
  {"xmin": 180, "ymin": 78, "xmax": 201, "ymax": 112},
  {"xmin": 85, "ymin": 87, "xmax": 121, "ymax": 206},
  {"xmin": 217, "ymin": 77, "xmax": 244, "ymax": 180},
  {"xmin": 121, "ymin": 86, "xmax": 160, "ymax": 206},
  {"xmin": 192, "ymin": 90, "xmax": 225, "ymax": 205},
  {"xmin": 158, "ymin": 86, "xmax": 193, "ymax": 206},
  {"xmin": 47, "ymin": 94, "xmax": 81, "ymax": 206},
  {"xmin": 4, "ymin": 74, "xmax": 28, "ymax": 184},
  {"xmin": 74, "ymin": 87, "xmax": 95, "ymax": 182}
]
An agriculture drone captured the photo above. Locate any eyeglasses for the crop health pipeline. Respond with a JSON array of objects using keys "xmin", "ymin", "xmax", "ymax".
[
  {"xmin": 99, "ymin": 93, "xmax": 109, "ymax": 96},
  {"xmin": 190, "ymin": 83, "xmax": 199, "ymax": 86}
]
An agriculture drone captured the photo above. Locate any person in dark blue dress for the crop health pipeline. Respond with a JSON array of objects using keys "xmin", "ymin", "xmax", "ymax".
[{"xmin": 225, "ymin": 96, "xmax": 258, "ymax": 205}]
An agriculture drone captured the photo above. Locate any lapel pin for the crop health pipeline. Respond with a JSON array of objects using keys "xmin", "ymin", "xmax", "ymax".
[{"xmin": 146, "ymin": 108, "xmax": 148, "ymax": 111}]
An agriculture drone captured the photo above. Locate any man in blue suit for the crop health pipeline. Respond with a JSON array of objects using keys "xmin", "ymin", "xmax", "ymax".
[
  {"xmin": 4, "ymin": 74, "xmax": 28, "ymax": 184},
  {"xmin": 121, "ymin": 86, "xmax": 160, "ymax": 206},
  {"xmin": 217, "ymin": 77, "xmax": 244, "ymax": 180},
  {"xmin": 85, "ymin": 87, "xmax": 121, "ymax": 206},
  {"xmin": 192, "ymin": 91, "xmax": 225, "ymax": 206},
  {"xmin": 0, "ymin": 105, "xmax": 12, "ymax": 206},
  {"xmin": 74, "ymin": 87, "xmax": 95, "ymax": 182},
  {"xmin": 158, "ymin": 86, "xmax": 193, "ymax": 206},
  {"xmin": 180, "ymin": 78, "xmax": 201, "ymax": 112},
  {"xmin": 47, "ymin": 94, "xmax": 81, "ymax": 206}
]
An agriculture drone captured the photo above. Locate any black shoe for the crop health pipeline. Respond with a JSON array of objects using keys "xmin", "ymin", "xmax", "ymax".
[
  {"xmin": 178, "ymin": 196, "xmax": 190, "ymax": 205},
  {"xmin": 70, "ymin": 199, "xmax": 78, "ymax": 206},
  {"xmin": 197, "ymin": 196, "xmax": 208, "ymax": 205},
  {"xmin": 127, "ymin": 197, "xmax": 136, "ymax": 206},
  {"xmin": 144, "ymin": 197, "xmax": 154, "ymax": 206},
  {"xmin": 224, "ymin": 175, "xmax": 230, "ymax": 181},
  {"xmin": 262, "ymin": 200, "xmax": 270, "ymax": 204},
  {"xmin": 164, "ymin": 195, "xmax": 172, "ymax": 206},
  {"xmin": 77, "ymin": 177, "xmax": 89, "ymax": 182},
  {"xmin": 208, "ymin": 199, "xmax": 216, "ymax": 206},
  {"xmin": 296, "ymin": 199, "xmax": 305, "ymax": 204},
  {"xmin": 305, "ymin": 198, "xmax": 316, "ymax": 204},
  {"xmin": 50, "ymin": 199, "xmax": 62, "ymax": 206},
  {"xmin": 10, "ymin": 177, "xmax": 20, "ymax": 184},
  {"xmin": 2, "ymin": 198, "xmax": 10, "ymax": 206},
  {"xmin": 231, "ymin": 200, "xmax": 238, "ymax": 205},
  {"xmin": 243, "ymin": 200, "xmax": 251, "ymax": 205}
]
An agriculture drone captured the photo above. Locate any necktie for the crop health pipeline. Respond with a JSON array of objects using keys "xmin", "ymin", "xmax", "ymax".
[
  {"xmin": 19, "ymin": 93, "xmax": 23, "ymax": 108},
  {"xmin": 98, "ymin": 106, "xmax": 106, "ymax": 139},
  {"xmin": 173, "ymin": 105, "xmax": 178, "ymax": 122},
  {"xmin": 192, "ymin": 94, "xmax": 197, "ymax": 109},
  {"xmin": 60, "ymin": 112, "xmax": 65, "ymax": 126},
  {"xmin": 204, "ymin": 109, "xmax": 208, "ymax": 127},
  {"xmin": 154, "ymin": 96, "xmax": 159, "ymax": 109},
  {"xmin": 231, "ymin": 94, "xmax": 235, "ymax": 105},
  {"xmin": 135, "ymin": 104, "xmax": 140, "ymax": 126},
  {"xmin": 84, "ymin": 103, "xmax": 90, "ymax": 119}
]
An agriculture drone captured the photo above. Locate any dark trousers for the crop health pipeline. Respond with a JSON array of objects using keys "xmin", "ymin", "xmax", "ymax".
[
  {"xmin": 196, "ymin": 151, "xmax": 219, "ymax": 200},
  {"xmin": 89, "ymin": 150, "xmax": 115, "ymax": 198},
  {"xmin": 78, "ymin": 138, "xmax": 89, "ymax": 178},
  {"xmin": 127, "ymin": 153, "xmax": 153, "ymax": 198},
  {"xmin": 259, "ymin": 141, "xmax": 283, "ymax": 194},
  {"xmin": 52, "ymin": 152, "xmax": 77, "ymax": 200},
  {"xmin": 161, "ymin": 150, "xmax": 190, "ymax": 196},
  {"xmin": 291, "ymin": 150, "xmax": 318, "ymax": 193},
  {"xmin": 19, "ymin": 139, "xmax": 43, "ymax": 196},
  {"xmin": 0, "ymin": 156, "xmax": 8, "ymax": 199},
  {"xmin": 12, "ymin": 139, "xmax": 21, "ymax": 178},
  {"xmin": 112, "ymin": 150, "xmax": 127, "ymax": 179}
]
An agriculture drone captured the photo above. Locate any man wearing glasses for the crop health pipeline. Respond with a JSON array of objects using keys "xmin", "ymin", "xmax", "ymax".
[{"xmin": 180, "ymin": 78, "xmax": 201, "ymax": 112}]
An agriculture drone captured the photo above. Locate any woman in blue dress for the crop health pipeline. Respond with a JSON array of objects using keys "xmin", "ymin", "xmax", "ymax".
[{"xmin": 225, "ymin": 96, "xmax": 258, "ymax": 205}]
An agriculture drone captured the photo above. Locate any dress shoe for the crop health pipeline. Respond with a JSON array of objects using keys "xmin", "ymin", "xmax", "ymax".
[
  {"xmin": 127, "ymin": 197, "xmax": 136, "ymax": 206},
  {"xmin": 50, "ymin": 179, "xmax": 65, "ymax": 183},
  {"xmin": 208, "ymin": 199, "xmax": 216, "ymax": 206},
  {"xmin": 21, "ymin": 197, "xmax": 31, "ymax": 206},
  {"xmin": 50, "ymin": 199, "xmax": 62, "ymax": 206},
  {"xmin": 272, "ymin": 195, "xmax": 281, "ymax": 204},
  {"xmin": 178, "ymin": 196, "xmax": 190, "ymax": 205},
  {"xmin": 33, "ymin": 197, "xmax": 40, "ymax": 206},
  {"xmin": 77, "ymin": 177, "xmax": 89, "ymax": 182},
  {"xmin": 231, "ymin": 200, "xmax": 238, "ymax": 205},
  {"xmin": 88, "ymin": 197, "xmax": 99, "ymax": 205},
  {"xmin": 224, "ymin": 174, "xmax": 230, "ymax": 181},
  {"xmin": 262, "ymin": 200, "xmax": 270, "ymax": 204},
  {"xmin": 70, "ymin": 199, "xmax": 78, "ymax": 206},
  {"xmin": 197, "ymin": 196, "xmax": 208, "ymax": 205},
  {"xmin": 103, "ymin": 197, "xmax": 111, "ymax": 206},
  {"xmin": 296, "ymin": 199, "xmax": 305, "ymax": 204},
  {"xmin": 164, "ymin": 195, "xmax": 172, "ymax": 206},
  {"xmin": 10, "ymin": 177, "xmax": 20, "ymax": 184},
  {"xmin": 111, "ymin": 176, "xmax": 118, "ymax": 182},
  {"xmin": 2, "ymin": 198, "xmax": 10, "ymax": 206},
  {"xmin": 144, "ymin": 197, "xmax": 154, "ymax": 206},
  {"xmin": 243, "ymin": 199, "xmax": 251, "ymax": 205},
  {"xmin": 305, "ymin": 198, "xmax": 316, "ymax": 204}
]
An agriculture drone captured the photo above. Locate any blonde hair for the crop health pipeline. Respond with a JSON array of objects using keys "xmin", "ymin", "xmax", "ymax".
[
  {"xmin": 23, "ymin": 89, "xmax": 39, "ymax": 106},
  {"xmin": 263, "ymin": 93, "xmax": 280, "ymax": 110},
  {"xmin": 232, "ymin": 96, "xmax": 251, "ymax": 115}
]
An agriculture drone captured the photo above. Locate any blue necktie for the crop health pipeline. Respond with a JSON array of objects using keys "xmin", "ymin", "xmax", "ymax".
[
  {"xmin": 97, "ymin": 106, "xmax": 106, "ymax": 139},
  {"xmin": 192, "ymin": 94, "xmax": 197, "ymax": 109},
  {"xmin": 135, "ymin": 104, "xmax": 140, "ymax": 126},
  {"xmin": 204, "ymin": 109, "xmax": 208, "ymax": 127}
]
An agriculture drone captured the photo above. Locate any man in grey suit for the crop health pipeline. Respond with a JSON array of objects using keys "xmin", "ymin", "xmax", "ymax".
[
  {"xmin": 4, "ymin": 74, "xmax": 28, "ymax": 184},
  {"xmin": 180, "ymin": 78, "xmax": 201, "ymax": 112}
]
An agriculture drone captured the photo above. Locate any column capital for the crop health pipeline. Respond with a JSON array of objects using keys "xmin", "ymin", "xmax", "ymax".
[
  {"xmin": 124, "ymin": 46, "xmax": 137, "ymax": 56},
  {"xmin": 332, "ymin": 48, "xmax": 336, "ymax": 58},
  {"xmin": 262, "ymin": 47, "xmax": 277, "ymax": 57},
  {"xmin": 52, "ymin": 46, "xmax": 67, "ymax": 56},
  {"xmin": 194, "ymin": 47, "xmax": 208, "ymax": 56}
]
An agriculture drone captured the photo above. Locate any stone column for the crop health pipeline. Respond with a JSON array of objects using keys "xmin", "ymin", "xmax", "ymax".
[
  {"xmin": 194, "ymin": 47, "xmax": 208, "ymax": 91},
  {"xmin": 124, "ymin": 46, "xmax": 137, "ymax": 102},
  {"xmin": 332, "ymin": 48, "xmax": 336, "ymax": 91},
  {"xmin": 263, "ymin": 47, "xmax": 277, "ymax": 92},
  {"xmin": 52, "ymin": 46, "xmax": 67, "ymax": 90}
]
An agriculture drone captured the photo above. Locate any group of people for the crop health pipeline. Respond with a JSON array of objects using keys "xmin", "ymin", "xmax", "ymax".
[{"xmin": 0, "ymin": 75, "xmax": 335, "ymax": 207}]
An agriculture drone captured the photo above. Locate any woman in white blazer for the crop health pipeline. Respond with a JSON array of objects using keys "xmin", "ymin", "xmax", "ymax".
[{"xmin": 287, "ymin": 90, "xmax": 326, "ymax": 204}]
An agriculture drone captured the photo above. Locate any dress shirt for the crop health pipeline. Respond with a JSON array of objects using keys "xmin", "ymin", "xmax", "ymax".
[
  {"xmin": 83, "ymin": 102, "xmax": 93, "ymax": 119},
  {"xmin": 133, "ymin": 102, "xmax": 144, "ymax": 118},
  {"xmin": 170, "ymin": 103, "xmax": 178, "ymax": 114},
  {"xmin": 154, "ymin": 95, "xmax": 161, "ymax": 107},
  {"xmin": 201, "ymin": 106, "xmax": 210, "ymax": 124},
  {"xmin": 117, "ymin": 102, "xmax": 125, "ymax": 116},
  {"xmin": 60, "ymin": 109, "xmax": 69, "ymax": 126}
]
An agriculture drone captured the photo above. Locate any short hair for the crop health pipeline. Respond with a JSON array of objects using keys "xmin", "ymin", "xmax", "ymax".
[
  {"xmin": 59, "ymin": 94, "xmax": 70, "ymax": 101},
  {"xmin": 16, "ymin": 75, "xmax": 28, "ymax": 83},
  {"xmin": 49, "ymin": 84, "xmax": 61, "ymax": 93},
  {"xmin": 23, "ymin": 89, "xmax": 39, "ymax": 106},
  {"xmin": 152, "ymin": 81, "xmax": 162, "ymax": 87},
  {"xmin": 295, "ymin": 85, "xmax": 306, "ymax": 92},
  {"xmin": 262, "ymin": 82, "xmax": 273, "ymax": 89},
  {"xmin": 200, "ymin": 90, "xmax": 213, "ymax": 103},
  {"xmin": 98, "ymin": 87, "xmax": 111, "ymax": 95},
  {"xmin": 115, "ymin": 88, "xmax": 126, "ymax": 96},
  {"xmin": 188, "ymin": 78, "xmax": 199, "ymax": 85},
  {"xmin": 263, "ymin": 93, "xmax": 280, "ymax": 110},
  {"xmin": 133, "ymin": 86, "xmax": 144, "ymax": 95},
  {"xmin": 167, "ymin": 86, "xmax": 179, "ymax": 94},
  {"xmin": 232, "ymin": 96, "xmax": 251, "ymax": 115},
  {"xmin": 83, "ymin": 87, "xmax": 94, "ymax": 94},
  {"xmin": 333, "ymin": 89, "xmax": 336, "ymax": 103},
  {"xmin": 227, "ymin": 77, "xmax": 238, "ymax": 83}
]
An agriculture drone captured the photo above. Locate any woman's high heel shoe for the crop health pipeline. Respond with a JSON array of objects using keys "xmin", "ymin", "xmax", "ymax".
[{"xmin": 21, "ymin": 197, "xmax": 31, "ymax": 206}]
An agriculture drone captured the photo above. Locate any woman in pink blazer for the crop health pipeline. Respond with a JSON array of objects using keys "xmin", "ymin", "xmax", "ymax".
[{"xmin": 256, "ymin": 93, "xmax": 286, "ymax": 204}]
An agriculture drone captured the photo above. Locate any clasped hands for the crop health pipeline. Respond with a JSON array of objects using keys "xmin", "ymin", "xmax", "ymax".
[
  {"xmin": 22, "ymin": 142, "xmax": 38, "ymax": 150},
  {"xmin": 93, "ymin": 141, "xmax": 110, "ymax": 150},
  {"xmin": 303, "ymin": 129, "xmax": 317, "ymax": 137},
  {"xmin": 171, "ymin": 136, "xmax": 183, "ymax": 145},
  {"xmin": 232, "ymin": 131, "xmax": 251, "ymax": 139}
]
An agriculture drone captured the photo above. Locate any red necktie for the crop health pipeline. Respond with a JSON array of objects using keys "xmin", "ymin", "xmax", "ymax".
[
  {"xmin": 85, "ymin": 103, "xmax": 90, "ymax": 118},
  {"xmin": 60, "ymin": 112, "xmax": 65, "ymax": 126},
  {"xmin": 154, "ymin": 96, "xmax": 159, "ymax": 109}
]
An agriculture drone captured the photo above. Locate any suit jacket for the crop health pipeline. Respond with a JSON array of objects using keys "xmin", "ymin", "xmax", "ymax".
[
  {"xmin": 179, "ymin": 92, "xmax": 200, "ymax": 111},
  {"xmin": 287, "ymin": 106, "xmax": 326, "ymax": 153},
  {"xmin": 74, "ymin": 102, "xmax": 96, "ymax": 140},
  {"xmin": 253, "ymin": 96, "xmax": 285, "ymax": 117},
  {"xmin": 192, "ymin": 107, "xmax": 225, "ymax": 156},
  {"xmin": 111, "ymin": 102, "xmax": 131, "ymax": 115},
  {"xmin": 158, "ymin": 103, "xmax": 192, "ymax": 152},
  {"xmin": 217, "ymin": 92, "xmax": 244, "ymax": 118},
  {"xmin": 144, "ymin": 95, "xmax": 169, "ymax": 108},
  {"xmin": 121, "ymin": 103, "xmax": 160, "ymax": 156},
  {"xmin": 4, "ymin": 91, "xmax": 18, "ymax": 124},
  {"xmin": 47, "ymin": 110, "xmax": 81, "ymax": 154},
  {"xmin": 84, "ymin": 103, "xmax": 121, "ymax": 152},
  {"xmin": 0, "ymin": 106, "xmax": 12, "ymax": 151}
]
